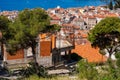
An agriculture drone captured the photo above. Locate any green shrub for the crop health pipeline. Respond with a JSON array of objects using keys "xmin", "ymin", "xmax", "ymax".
[
  {"xmin": 76, "ymin": 59, "xmax": 120, "ymax": 80},
  {"xmin": 20, "ymin": 62, "xmax": 48, "ymax": 78},
  {"xmin": 77, "ymin": 59, "xmax": 98, "ymax": 80}
]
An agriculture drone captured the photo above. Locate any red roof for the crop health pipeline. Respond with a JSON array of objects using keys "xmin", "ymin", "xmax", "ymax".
[
  {"xmin": 72, "ymin": 41, "xmax": 107, "ymax": 63},
  {"xmin": 62, "ymin": 23, "xmax": 73, "ymax": 27},
  {"xmin": 51, "ymin": 15, "xmax": 61, "ymax": 20},
  {"xmin": 95, "ymin": 14, "xmax": 105, "ymax": 18},
  {"xmin": 105, "ymin": 13, "xmax": 118, "ymax": 17},
  {"xmin": 50, "ymin": 21, "xmax": 60, "ymax": 25}
]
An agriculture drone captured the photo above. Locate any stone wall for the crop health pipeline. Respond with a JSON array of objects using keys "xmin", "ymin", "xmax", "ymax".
[{"xmin": 37, "ymin": 56, "xmax": 52, "ymax": 67}]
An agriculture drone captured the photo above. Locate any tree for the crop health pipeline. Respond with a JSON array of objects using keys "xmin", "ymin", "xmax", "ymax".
[
  {"xmin": 77, "ymin": 60, "xmax": 98, "ymax": 80},
  {"xmin": 0, "ymin": 16, "xmax": 10, "ymax": 40},
  {"xmin": 109, "ymin": 1, "xmax": 113, "ymax": 10},
  {"xmin": 114, "ymin": 0, "xmax": 120, "ymax": 9},
  {"xmin": 0, "ymin": 16, "xmax": 11, "ymax": 60},
  {"xmin": 88, "ymin": 17, "xmax": 120, "ymax": 59},
  {"xmin": 5, "ymin": 8, "xmax": 60, "ymax": 74},
  {"xmin": 101, "ymin": 0, "xmax": 120, "ymax": 9}
]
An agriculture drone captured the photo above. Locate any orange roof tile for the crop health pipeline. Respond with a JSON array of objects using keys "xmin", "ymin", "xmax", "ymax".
[
  {"xmin": 62, "ymin": 23, "xmax": 73, "ymax": 27},
  {"xmin": 55, "ymin": 8, "xmax": 65, "ymax": 12},
  {"xmin": 51, "ymin": 15, "xmax": 61, "ymax": 20},
  {"xmin": 49, "ymin": 13, "xmax": 61, "ymax": 20},
  {"xmin": 72, "ymin": 41, "xmax": 107, "ymax": 63},
  {"xmin": 50, "ymin": 21, "xmax": 59, "ymax": 25},
  {"xmin": 78, "ymin": 30, "xmax": 88, "ymax": 38},
  {"xmin": 105, "ymin": 13, "xmax": 118, "ymax": 17},
  {"xmin": 88, "ymin": 15, "xmax": 96, "ymax": 19},
  {"xmin": 95, "ymin": 14, "xmax": 105, "ymax": 18}
]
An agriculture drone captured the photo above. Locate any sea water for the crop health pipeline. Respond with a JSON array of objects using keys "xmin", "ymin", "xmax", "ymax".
[{"xmin": 0, "ymin": 0, "xmax": 106, "ymax": 11}]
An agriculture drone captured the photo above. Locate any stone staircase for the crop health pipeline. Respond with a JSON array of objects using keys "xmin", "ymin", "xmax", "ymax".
[{"xmin": 6, "ymin": 63, "xmax": 28, "ymax": 70}]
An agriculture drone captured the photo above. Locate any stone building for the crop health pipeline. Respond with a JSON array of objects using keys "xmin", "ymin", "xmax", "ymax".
[{"xmin": 0, "ymin": 33, "xmax": 74, "ymax": 69}]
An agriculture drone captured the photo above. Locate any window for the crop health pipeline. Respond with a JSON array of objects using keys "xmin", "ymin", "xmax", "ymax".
[{"xmin": 26, "ymin": 47, "xmax": 33, "ymax": 57}]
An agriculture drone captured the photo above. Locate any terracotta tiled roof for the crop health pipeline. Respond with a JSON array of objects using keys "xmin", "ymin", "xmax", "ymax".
[
  {"xmin": 50, "ymin": 21, "xmax": 59, "ymax": 25},
  {"xmin": 72, "ymin": 41, "xmax": 107, "ymax": 63},
  {"xmin": 95, "ymin": 14, "xmax": 105, "ymax": 18},
  {"xmin": 81, "ymin": 15, "xmax": 88, "ymax": 18},
  {"xmin": 76, "ymin": 30, "xmax": 88, "ymax": 38},
  {"xmin": 62, "ymin": 23, "xmax": 73, "ymax": 27},
  {"xmin": 51, "ymin": 15, "xmax": 61, "ymax": 20},
  {"xmin": 88, "ymin": 15, "xmax": 96, "ymax": 19},
  {"xmin": 55, "ymin": 8, "xmax": 65, "ymax": 12},
  {"xmin": 74, "ymin": 26, "xmax": 80, "ymax": 29},
  {"xmin": 105, "ymin": 13, "xmax": 118, "ymax": 17},
  {"xmin": 49, "ymin": 13, "xmax": 61, "ymax": 20}
]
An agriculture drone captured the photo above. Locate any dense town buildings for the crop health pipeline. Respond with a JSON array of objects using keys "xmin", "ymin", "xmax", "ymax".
[
  {"xmin": 0, "ymin": 6, "xmax": 120, "ymax": 68},
  {"xmin": 47, "ymin": 6, "xmax": 120, "ymax": 62}
]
